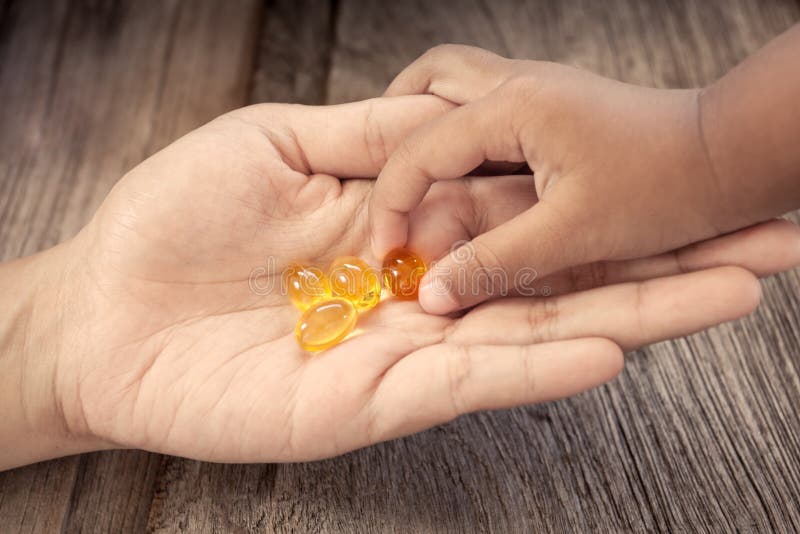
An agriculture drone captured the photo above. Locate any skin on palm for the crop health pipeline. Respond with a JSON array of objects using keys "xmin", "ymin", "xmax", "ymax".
[
  {"xmin": 57, "ymin": 98, "xmax": 444, "ymax": 459},
  {"xmin": 35, "ymin": 96, "xmax": 799, "ymax": 466}
]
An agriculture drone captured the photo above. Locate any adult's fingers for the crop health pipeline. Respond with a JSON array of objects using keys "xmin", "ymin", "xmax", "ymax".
[
  {"xmin": 384, "ymin": 44, "xmax": 518, "ymax": 103},
  {"xmin": 365, "ymin": 265, "xmax": 765, "ymax": 442},
  {"xmin": 540, "ymin": 219, "xmax": 800, "ymax": 295},
  {"xmin": 446, "ymin": 266, "xmax": 761, "ymax": 352},
  {"xmin": 667, "ymin": 218, "xmax": 800, "ymax": 277},
  {"xmin": 370, "ymin": 337, "xmax": 622, "ymax": 442},
  {"xmin": 229, "ymin": 95, "xmax": 454, "ymax": 178}
]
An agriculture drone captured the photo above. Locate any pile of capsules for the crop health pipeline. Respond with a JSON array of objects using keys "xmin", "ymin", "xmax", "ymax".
[{"xmin": 283, "ymin": 248, "xmax": 427, "ymax": 352}]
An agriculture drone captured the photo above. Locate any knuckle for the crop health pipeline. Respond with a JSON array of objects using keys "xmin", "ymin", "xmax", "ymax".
[
  {"xmin": 566, "ymin": 261, "xmax": 609, "ymax": 292},
  {"xmin": 425, "ymin": 43, "xmax": 470, "ymax": 60},
  {"xmin": 497, "ymin": 64, "xmax": 560, "ymax": 116},
  {"xmin": 587, "ymin": 261, "xmax": 609, "ymax": 288},
  {"xmin": 470, "ymin": 239, "xmax": 506, "ymax": 272},
  {"xmin": 518, "ymin": 346, "xmax": 537, "ymax": 399},
  {"xmin": 632, "ymin": 281, "xmax": 649, "ymax": 334},
  {"xmin": 393, "ymin": 45, "xmax": 476, "ymax": 94},
  {"xmin": 525, "ymin": 297, "xmax": 561, "ymax": 342},
  {"xmin": 423, "ymin": 44, "xmax": 496, "ymax": 73},
  {"xmin": 460, "ymin": 240, "xmax": 509, "ymax": 301},
  {"xmin": 393, "ymin": 137, "xmax": 435, "ymax": 186},
  {"xmin": 363, "ymin": 100, "xmax": 389, "ymax": 170},
  {"xmin": 394, "ymin": 136, "xmax": 417, "ymax": 164},
  {"xmin": 495, "ymin": 75, "xmax": 545, "ymax": 138},
  {"xmin": 446, "ymin": 346, "xmax": 474, "ymax": 415},
  {"xmin": 499, "ymin": 74, "xmax": 539, "ymax": 102}
]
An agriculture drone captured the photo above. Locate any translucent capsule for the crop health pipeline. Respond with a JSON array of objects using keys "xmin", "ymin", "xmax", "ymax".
[
  {"xmin": 295, "ymin": 298, "xmax": 357, "ymax": 352},
  {"xmin": 382, "ymin": 248, "xmax": 427, "ymax": 299},
  {"xmin": 283, "ymin": 263, "xmax": 331, "ymax": 311},
  {"xmin": 329, "ymin": 257, "xmax": 381, "ymax": 311}
]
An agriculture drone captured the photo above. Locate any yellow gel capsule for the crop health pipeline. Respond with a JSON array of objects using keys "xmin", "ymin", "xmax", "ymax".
[
  {"xmin": 382, "ymin": 248, "xmax": 427, "ymax": 299},
  {"xmin": 295, "ymin": 298, "xmax": 357, "ymax": 352},
  {"xmin": 283, "ymin": 263, "xmax": 331, "ymax": 311},
  {"xmin": 329, "ymin": 257, "xmax": 381, "ymax": 311}
]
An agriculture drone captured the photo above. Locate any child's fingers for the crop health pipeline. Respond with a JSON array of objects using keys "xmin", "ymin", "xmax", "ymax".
[
  {"xmin": 369, "ymin": 94, "xmax": 528, "ymax": 259},
  {"xmin": 428, "ymin": 175, "xmax": 800, "ymax": 294},
  {"xmin": 408, "ymin": 173, "xmax": 800, "ymax": 303},
  {"xmin": 369, "ymin": 338, "xmax": 622, "ymax": 442},
  {"xmin": 447, "ymin": 266, "xmax": 761, "ymax": 352},
  {"xmin": 417, "ymin": 195, "xmax": 588, "ymax": 314},
  {"xmin": 384, "ymin": 44, "xmax": 516, "ymax": 103},
  {"xmin": 405, "ymin": 174, "xmax": 537, "ymax": 260},
  {"xmin": 228, "ymin": 95, "xmax": 454, "ymax": 178}
]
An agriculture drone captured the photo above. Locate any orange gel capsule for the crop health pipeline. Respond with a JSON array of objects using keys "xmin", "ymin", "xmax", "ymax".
[
  {"xmin": 283, "ymin": 263, "xmax": 331, "ymax": 311},
  {"xmin": 295, "ymin": 298, "xmax": 357, "ymax": 352},
  {"xmin": 329, "ymin": 257, "xmax": 381, "ymax": 311},
  {"xmin": 382, "ymin": 248, "xmax": 427, "ymax": 299}
]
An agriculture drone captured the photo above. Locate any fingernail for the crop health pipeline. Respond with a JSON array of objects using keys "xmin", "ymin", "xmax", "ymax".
[{"xmin": 419, "ymin": 281, "xmax": 459, "ymax": 315}]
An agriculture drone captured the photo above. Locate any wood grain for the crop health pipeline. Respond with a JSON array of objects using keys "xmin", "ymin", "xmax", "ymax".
[
  {"xmin": 249, "ymin": 0, "xmax": 336, "ymax": 105},
  {"xmin": 0, "ymin": 0, "xmax": 260, "ymax": 532},
  {"xmin": 1, "ymin": 0, "xmax": 799, "ymax": 532}
]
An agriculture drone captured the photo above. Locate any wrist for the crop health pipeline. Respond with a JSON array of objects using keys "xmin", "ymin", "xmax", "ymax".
[
  {"xmin": 0, "ymin": 237, "xmax": 109, "ymax": 470},
  {"xmin": 697, "ymin": 26, "xmax": 800, "ymax": 229}
]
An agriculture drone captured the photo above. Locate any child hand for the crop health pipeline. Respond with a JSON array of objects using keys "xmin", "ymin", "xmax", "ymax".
[{"xmin": 370, "ymin": 41, "xmax": 800, "ymax": 314}]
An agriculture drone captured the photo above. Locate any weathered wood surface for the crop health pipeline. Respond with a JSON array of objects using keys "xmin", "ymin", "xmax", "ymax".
[
  {"xmin": 0, "ymin": 0, "xmax": 260, "ymax": 532},
  {"xmin": 1, "ymin": 0, "xmax": 799, "ymax": 532}
]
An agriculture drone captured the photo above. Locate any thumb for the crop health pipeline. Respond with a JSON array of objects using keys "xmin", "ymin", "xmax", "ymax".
[{"xmin": 419, "ymin": 198, "xmax": 587, "ymax": 314}]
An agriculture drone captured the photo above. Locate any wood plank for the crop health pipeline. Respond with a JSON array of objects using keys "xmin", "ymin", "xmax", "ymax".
[
  {"xmin": 0, "ymin": 459, "xmax": 78, "ymax": 534},
  {"xmin": 0, "ymin": 0, "xmax": 261, "ymax": 532},
  {"xmin": 327, "ymin": 0, "xmax": 509, "ymax": 104},
  {"xmin": 62, "ymin": 451, "xmax": 164, "ymax": 533},
  {"xmin": 0, "ymin": 2, "xmax": 95, "ymax": 530},
  {"xmin": 249, "ymin": 0, "xmax": 336, "ymax": 105},
  {"xmin": 147, "ymin": 460, "xmax": 279, "ymax": 533}
]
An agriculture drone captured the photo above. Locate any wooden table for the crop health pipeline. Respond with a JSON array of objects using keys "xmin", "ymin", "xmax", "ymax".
[{"xmin": 1, "ymin": 1, "xmax": 799, "ymax": 531}]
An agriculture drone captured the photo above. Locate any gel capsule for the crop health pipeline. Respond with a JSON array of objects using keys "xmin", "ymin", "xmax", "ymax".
[
  {"xmin": 329, "ymin": 257, "xmax": 381, "ymax": 311},
  {"xmin": 283, "ymin": 263, "xmax": 330, "ymax": 311},
  {"xmin": 382, "ymin": 248, "xmax": 427, "ymax": 299},
  {"xmin": 295, "ymin": 298, "xmax": 357, "ymax": 352}
]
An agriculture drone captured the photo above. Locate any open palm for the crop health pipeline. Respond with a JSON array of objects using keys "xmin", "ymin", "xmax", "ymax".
[{"xmin": 61, "ymin": 96, "xmax": 798, "ymax": 462}]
